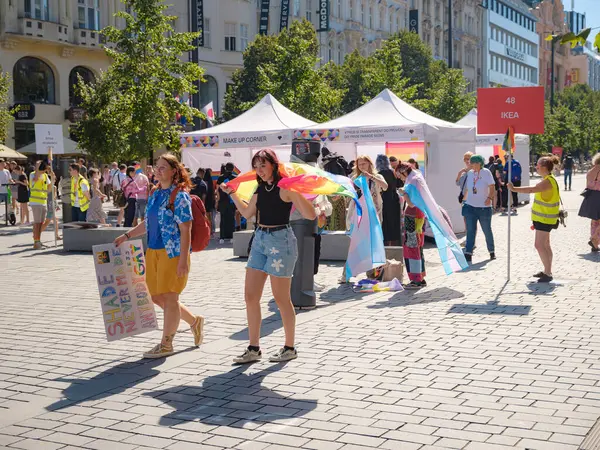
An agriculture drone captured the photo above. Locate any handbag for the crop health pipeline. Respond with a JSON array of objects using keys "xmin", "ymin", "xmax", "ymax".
[
  {"xmin": 581, "ymin": 171, "xmax": 599, "ymax": 197},
  {"xmin": 113, "ymin": 179, "xmax": 133, "ymax": 208},
  {"xmin": 457, "ymin": 174, "xmax": 468, "ymax": 204},
  {"xmin": 549, "ymin": 177, "xmax": 568, "ymax": 227}
]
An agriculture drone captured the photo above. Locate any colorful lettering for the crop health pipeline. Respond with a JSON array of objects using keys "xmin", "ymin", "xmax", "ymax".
[
  {"xmin": 102, "ymin": 286, "xmax": 117, "ymax": 298},
  {"xmin": 116, "ymin": 275, "xmax": 127, "ymax": 286},
  {"xmin": 104, "ymin": 308, "xmax": 122, "ymax": 323},
  {"xmin": 98, "ymin": 275, "xmax": 114, "ymax": 286},
  {"xmin": 113, "ymin": 257, "xmax": 124, "ymax": 266},
  {"xmin": 125, "ymin": 321, "xmax": 138, "ymax": 333},
  {"xmin": 112, "ymin": 248, "xmax": 122, "ymax": 256},
  {"xmin": 107, "ymin": 322, "xmax": 125, "ymax": 336},
  {"xmin": 104, "ymin": 295, "xmax": 119, "ymax": 308}
]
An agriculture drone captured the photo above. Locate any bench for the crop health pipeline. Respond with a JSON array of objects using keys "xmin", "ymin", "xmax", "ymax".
[{"xmin": 63, "ymin": 227, "xmax": 147, "ymax": 252}]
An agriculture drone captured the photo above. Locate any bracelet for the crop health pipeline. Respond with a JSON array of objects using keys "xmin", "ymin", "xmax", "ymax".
[{"xmin": 125, "ymin": 232, "xmax": 130, "ymax": 239}]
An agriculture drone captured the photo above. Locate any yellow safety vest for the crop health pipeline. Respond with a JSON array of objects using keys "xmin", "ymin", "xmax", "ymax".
[
  {"xmin": 29, "ymin": 173, "xmax": 49, "ymax": 206},
  {"xmin": 531, "ymin": 175, "xmax": 560, "ymax": 225},
  {"xmin": 71, "ymin": 175, "xmax": 90, "ymax": 212}
]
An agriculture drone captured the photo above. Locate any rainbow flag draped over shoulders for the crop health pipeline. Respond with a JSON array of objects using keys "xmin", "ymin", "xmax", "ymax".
[{"xmin": 403, "ymin": 171, "xmax": 468, "ymax": 275}]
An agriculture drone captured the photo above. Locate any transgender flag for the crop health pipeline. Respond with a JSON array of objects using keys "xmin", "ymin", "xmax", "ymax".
[
  {"xmin": 404, "ymin": 171, "xmax": 468, "ymax": 275},
  {"xmin": 345, "ymin": 176, "xmax": 386, "ymax": 281}
]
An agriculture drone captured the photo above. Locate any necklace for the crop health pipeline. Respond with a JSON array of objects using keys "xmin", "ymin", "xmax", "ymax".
[{"xmin": 265, "ymin": 183, "xmax": 275, "ymax": 192}]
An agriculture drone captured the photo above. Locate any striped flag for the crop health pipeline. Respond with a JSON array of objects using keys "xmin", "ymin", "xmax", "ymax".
[{"xmin": 502, "ymin": 126, "xmax": 515, "ymax": 155}]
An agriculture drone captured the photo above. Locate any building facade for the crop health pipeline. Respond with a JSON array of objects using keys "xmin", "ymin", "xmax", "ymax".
[
  {"xmin": 481, "ymin": 0, "xmax": 539, "ymax": 88},
  {"xmin": 571, "ymin": 44, "xmax": 600, "ymax": 92}
]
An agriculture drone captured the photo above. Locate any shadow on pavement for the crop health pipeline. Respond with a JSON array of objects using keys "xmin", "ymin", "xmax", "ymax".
[
  {"xmin": 448, "ymin": 300, "xmax": 531, "ymax": 316},
  {"xmin": 146, "ymin": 362, "xmax": 318, "ymax": 426},
  {"xmin": 367, "ymin": 287, "xmax": 465, "ymax": 310},
  {"xmin": 578, "ymin": 252, "xmax": 600, "ymax": 262}
]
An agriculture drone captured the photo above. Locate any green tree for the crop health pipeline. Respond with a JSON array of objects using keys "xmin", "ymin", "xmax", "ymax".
[
  {"xmin": 0, "ymin": 67, "xmax": 15, "ymax": 145},
  {"xmin": 224, "ymin": 20, "xmax": 342, "ymax": 122},
  {"xmin": 75, "ymin": 0, "xmax": 204, "ymax": 162}
]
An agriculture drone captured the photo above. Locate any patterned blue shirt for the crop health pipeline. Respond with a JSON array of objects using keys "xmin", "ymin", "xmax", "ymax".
[{"xmin": 145, "ymin": 186, "xmax": 192, "ymax": 259}]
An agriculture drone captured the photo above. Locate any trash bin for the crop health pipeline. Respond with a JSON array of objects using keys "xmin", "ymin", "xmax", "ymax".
[{"xmin": 290, "ymin": 218, "xmax": 318, "ymax": 309}]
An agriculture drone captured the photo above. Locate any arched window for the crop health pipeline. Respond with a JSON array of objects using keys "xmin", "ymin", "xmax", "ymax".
[
  {"xmin": 13, "ymin": 57, "xmax": 56, "ymax": 104},
  {"xmin": 337, "ymin": 43, "xmax": 344, "ymax": 64},
  {"xmin": 200, "ymin": 75, "xmax": 219, "ymax": 116},
  {"xmin": 69, "ymin": 66, "xmax": 95, "ymax": 106}
]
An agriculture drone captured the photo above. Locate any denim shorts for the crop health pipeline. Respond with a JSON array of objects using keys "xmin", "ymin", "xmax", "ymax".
[
  {"xmin": 135, "ymin": 199, "xmax": 148, "ymax": 219},
  {"xmin": 247, "ymin": 227, "xmax": 298, "ymax": 278}
]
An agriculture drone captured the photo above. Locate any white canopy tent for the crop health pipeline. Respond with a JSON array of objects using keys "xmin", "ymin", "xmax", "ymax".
[
  {"xmin": 294, "ymin": 89, "xmax": 476, "ymax": 233},
  {"xmin": 457, "ymin": 109, "xmax": 531, "ymax": 203},
  {"xmin": 180, "ymin": 94, "xmax": 315, "ymax": 173}
]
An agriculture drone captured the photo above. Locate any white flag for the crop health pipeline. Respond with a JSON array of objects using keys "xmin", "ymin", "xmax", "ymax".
[{"xmin": 201, "ymin": 102, "xmax": 215, "ymax": 127}]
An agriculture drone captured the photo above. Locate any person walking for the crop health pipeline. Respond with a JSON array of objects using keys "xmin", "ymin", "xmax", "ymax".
[
  {"xmin": 376, "ymin": 155, "xmax": 400, "ymax": 246},
  {"xmin": 508, "ymin": 155, "xmax": 561, "ymax": 282},
  {"xmin": 69, "ymin": 163, "xmax": 90, "ymax": 222},
  {"xmin": 203, "ymin": 168, "xmax": 217, "ymax": 238},
  {"xmin": 122, "ymin": 166, "xmax": 138, "ymax": 228},
  {"xmin": 112, "ymin": 164, "xmax": 127, "ymax": 227},
  {"xmin": 562, "ymin": 152, "xmax": 575, "ymax": 191},
  {"xmin": 29, "ymin": 161, "xmax": 52, "ymax": 249},
  {"xmin": 456, "ymin": 152, "xmax": 474, "ymax": 236},
  {"xmin": 462, "ymin": 154, "xmax": 496, "ymax": 263},
  {"xmin": 16, "ymin": 166, "xmax": 30, "ymax": 224},
  {"xmin": 114, "ymin": 153, "xmax": 204, "ymax": 358},
  {"xmin": 219, "ymin": 149, "xmax": 316, "ymax": 364},
  {"xmin": 86, "ymin": 168, "xmax": 108, "ymax": 225},
  {"xmin": 133, "ymin": 166, "xmax": 149, "ymax": 226},
  {"xmin": 578, "ymin": 153, "xmax": 600, "ymax": 252},
  {"xmin": 216, "ymin": 162, "xmax": 237, "ymax": 244}
]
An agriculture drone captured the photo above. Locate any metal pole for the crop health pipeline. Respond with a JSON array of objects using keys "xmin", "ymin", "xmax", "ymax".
[
  {"xmin": 550, "ymin": 38, "xmax": 555, "ymax": 114},
  {"xmin": 448, "ymin": 0, "xmax": 453, "ymax": 68},
  {"xmin": 506, "ymin": 150, "xmax": 512, "ymax": 282}
]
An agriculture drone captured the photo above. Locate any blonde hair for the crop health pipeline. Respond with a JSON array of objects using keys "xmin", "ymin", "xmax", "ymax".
[
  {"xmin": 592, "ymin": 153, "xmax": 600, "ymax": 166},
  {"xmin": 352, "ymin": 155, "xmax": 377, "ymax": 179},
  {"xmin": 463, "ymin": 151, "xmax": 474, "ymax": 160}
]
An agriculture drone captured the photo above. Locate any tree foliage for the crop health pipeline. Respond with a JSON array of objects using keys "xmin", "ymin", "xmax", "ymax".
[
  {"xmin": 0, "ymin": 67, "xmax": 15, "ymax": 145},
  {"xmin": 75, "ymin": 0, "xmax": 204, "ymax": 162}
]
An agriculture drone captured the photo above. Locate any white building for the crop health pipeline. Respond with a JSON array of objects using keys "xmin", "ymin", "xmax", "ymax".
[{"xmin": 481, "ymin": 0, "xmax": 539, "ymax": 88}]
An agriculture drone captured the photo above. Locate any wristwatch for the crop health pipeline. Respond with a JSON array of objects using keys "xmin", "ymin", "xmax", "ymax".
[{"xmin": 125, "ymin": 232, "xmax": 130, "ymax": 239}]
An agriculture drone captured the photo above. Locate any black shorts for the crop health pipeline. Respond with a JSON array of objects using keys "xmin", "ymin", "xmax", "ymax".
[{"xmin": 532, "ymin": 221, "xmax": 559, "ymax": 232}]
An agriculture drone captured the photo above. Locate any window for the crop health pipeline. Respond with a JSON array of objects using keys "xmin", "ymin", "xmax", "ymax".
[
  {"xmin": 240, "ymin": 24, "xmax": 248, "ymax": 51},
  {"xmin": 337, "ymin": 43, "xmax": 343, "ymax": 64},
  {"xmin": 203, "ymin": 17, "xmax": 211, "ymax": 48},
  {"xmin": 306, "ymin": 0, "xmax": 312, "ymax": 21},
  {"xmin": 77, "ymin": 0, "xmax": 100, "ymax": 30},
  {"xmin": 200, "ymin": 75, "xmax": 219, "ymax": 117},
  {"xmin": 336, "ymin": 0, "xmax": 341, "ymax": 17},
  {"xmin": 14, "ymin": 123, "xmax": 36, "ymax": 151},
  {"xmin": 13, "ymin": 57, "xmax": 55, "ymax": 104},
  {"xmin": 379, "ymin": 7, "xmax": 384, "ymax": 29},
  {"xmin": 224, "ymin": 22, "xmax": 236, "ymax": 51},
  {"xmin": 349, "ymin": 0, "xmax": 354, "ymax": 20},
  {"xmin": 24, "ymin": 0, "xmax": 49, "ymax": 20},
  {"xmin": 328, "ymin": 41, "xmax": 334, "ymax": 62},
  {"xmin": 361, "ymin": 1, "xmax": 365, "ymax": 25},
  {"xmin": 368, "ymin": 5, "xmax": 373, "ymax": 28},
  {"xmin": 294, "ymin": 0, "xmax": 301, "ymax": 16},
  {"xmin": 69, "ymin": 66, "xmax": 95, "ymax": 107}
]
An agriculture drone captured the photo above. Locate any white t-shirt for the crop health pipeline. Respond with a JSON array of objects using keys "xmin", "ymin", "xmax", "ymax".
[
  {"xmin": 465, "ymin": 168, "xmax": 495, "ymax": 208},
  {"xmin": 112, "ymin": 171, "xmax": 126, "ymax": 190},
  {"xmin": 0, "ymin": 169, "xmax": 11, "ymax": 194},
  {"xmin": 74, "ymin": 179, "xmax": 89, "ymax": 207}
]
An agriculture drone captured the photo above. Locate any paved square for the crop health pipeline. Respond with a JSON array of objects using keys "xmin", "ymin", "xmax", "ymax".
[{"xmin": 1, "ymin": 174, "xmax": 599, "ymax": 449}]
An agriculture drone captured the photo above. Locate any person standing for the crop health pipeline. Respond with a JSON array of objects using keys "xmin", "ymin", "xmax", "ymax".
[
  {"xmin": 112, "ymin": 164, "xmax": 127, "ymax": 227},
  {"xmin": 69, "ymin": 163, "xmax": 90, "ymax": 222},
  {"xmin": 216, "ymin": 162, "xmax": 237, "ymax": 244},
  {"xmin": 0, "ymin": 159, "xmax": 13, "ymax": 211},
  {"xmin": 86, "ymin": 168, "xmax": 108, "ymax": 225},
  {"xmin": 203, "ymin": 168, "xmax": 217, "ymax": 237},
  {"xmin": 191, "ymin": 168, "xmax": 208, "ymax": 203},
  {"xmin": 503, "ymin": 157, "xmax": 522, "ymax": 214},
  {"xmin": 102, "ymin": 165, "xmax": 112, "ymax": 200},
  {"xmin": 462, "ymin": 154, "xmax": 496, "ymax": 263},
  {"xmin": 562, "ymin": 152, "xmax": 575, "ymax": 191},
  {"xmin": 508, "ymin": 156, "xmax": 561, "ymax": 282},
  {"xmin": 41, "ymin": 167, "xmax": 60, "ymax": 241},
  {"xmin": 133, "ymin": 167, "xmax": 149, "ymax": 226},
  {"xmin": 578, "ymin": 153, "xmax": 600, "ymax": 252},
  {"xmin": 486, "ymin": 156, "xmax": 500, "ymax": 210},
  {"xmin": 29, "ymin": 161, "xmax": 52, "ymax": 249},
  {"xmin": 122, "ymin": 166, "xmax": 138, "ymax": 228},
  {"xmin": 16, "ymin": 166, "xmax": 30, "ymax": 224},
  {"xmin": 114, "ymin": 153, "xmax": 204, "ymax": 358},
  {"xmin": 376, "ymin": 155, "xmax": 400, "ymax": 246},
  {"xmin": 219, "ymin": 149, "xmax": 317, "ymax": 363},
  {"xmin": 9, "ymin": 161, "xmax": 20, "ymax": 217}
]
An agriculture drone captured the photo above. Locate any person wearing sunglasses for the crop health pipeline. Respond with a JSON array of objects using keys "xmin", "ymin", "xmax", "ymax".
[{"xmin": 461, "ymin": 154, "xmax": 496, "ymax": 263}]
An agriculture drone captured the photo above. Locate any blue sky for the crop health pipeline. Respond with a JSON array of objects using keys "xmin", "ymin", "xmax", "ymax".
[{"xmin": 575, "ymin": 0, "xmax": 600, "ymax": 43}]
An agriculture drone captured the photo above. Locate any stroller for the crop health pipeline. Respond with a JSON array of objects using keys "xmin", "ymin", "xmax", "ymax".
[{"xmin": 1, "ymin": 185, "xmax": 17, "ymax": 226}]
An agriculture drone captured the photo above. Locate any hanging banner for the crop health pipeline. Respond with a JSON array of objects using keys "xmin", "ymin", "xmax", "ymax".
[
  {"xmin": 191, "ymin": 0, "xmax": 204, "ymax": 49},
  {"xmin": 259, "ymin": 0, "xmax": 271, "ymax": 35},
  {"xmin": 280, "ymin": 0, "xmax": 290, "ymax": 31},
  {"xmin": 409, "ymin": 10, "xmax": 419, "ymax": 34},
  {"xmin": 180, "ymin": 129, "xmax": 295, "ymax": 149},
  {"xmin": 386, "ymin": 141, "xmax": 426, "ymax": 178},
  {"xmin": 318, "ymin": 0, "xmax": 329, "ymax": 32},
  {"xmin": 294, "ymin": 125, "xmax": 424, "ymax": 143},
  {"xmin": 93, "ymin": 241, "xmax": 158, "ymax": 342}
]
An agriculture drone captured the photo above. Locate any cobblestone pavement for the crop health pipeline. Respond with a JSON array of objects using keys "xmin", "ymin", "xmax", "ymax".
[{"xmin": 0, "ymin": 173, "xmax": 599, "ymax": 450}]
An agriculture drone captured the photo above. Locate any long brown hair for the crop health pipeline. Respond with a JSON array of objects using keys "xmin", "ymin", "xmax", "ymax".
[
  {"xmin": 352, "ymin": 155, "xmax": 377, "ymax": 179},
  {"xmin": 251, "ymin": 148, "xmax": 281, "ymax": 185},
  {"xmin": 158, "ymin": 153, "xmax": 193, "ymax": 191}
]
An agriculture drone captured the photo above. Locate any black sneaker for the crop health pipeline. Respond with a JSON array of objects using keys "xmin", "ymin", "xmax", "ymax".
[
  {"xmin": 489, "ymin": 252, "xmax": 496, "ymax": 260},
  {"xmin": 537, "ymin": 273, "xmax": 553, "ymax": 283},
  {"xmin": 464, "ymin": 254, "xmax": 472, "ymax": 262},
  {"xmin": 533, "ymin": 271, "xmax": 544, "ymax": 278}
]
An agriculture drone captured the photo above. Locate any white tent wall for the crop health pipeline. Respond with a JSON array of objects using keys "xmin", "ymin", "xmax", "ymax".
[{"xmin": 182, "ymin": 145, "xmax": 295, "ymax": 174}]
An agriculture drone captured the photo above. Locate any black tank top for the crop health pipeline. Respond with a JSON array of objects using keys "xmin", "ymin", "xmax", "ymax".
[{"xmin": 256, "ymin": 182, "xmax": 293, "ymax": 226}]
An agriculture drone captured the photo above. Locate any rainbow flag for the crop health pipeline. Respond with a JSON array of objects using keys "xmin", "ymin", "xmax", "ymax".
[
  {"xmin": 386, "ymin": 142, "xmax": 426, "ymax": 176},
  {"xmin": 502, "ymin": 126, "xmax": 515, "ymax": 155},
  {"xmin": 493, "ymin": 145, "xmax": 506, "ymax": 164}
]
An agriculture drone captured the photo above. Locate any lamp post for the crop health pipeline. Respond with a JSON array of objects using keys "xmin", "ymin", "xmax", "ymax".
[
  {"xmin": 448, "ymin": 0, "xmax": 453, "ymax": 68},
  {"xmin": 550, "ymin": 36, "xmax": 556, "ymax": 114}
]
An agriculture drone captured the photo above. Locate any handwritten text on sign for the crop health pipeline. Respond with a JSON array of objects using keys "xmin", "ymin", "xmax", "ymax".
[
  {"xmin": 477, "ymin": 86, "xmax": 545, "ymax": 135},
  {"xmin": 93, "ymin": 241, "xmax": 158, "ymax": 342}
]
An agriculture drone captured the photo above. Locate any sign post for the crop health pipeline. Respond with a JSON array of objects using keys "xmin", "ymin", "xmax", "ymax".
[{"xmin": 477, "ymin": 87, "xmax": 544, "ymax": 282}]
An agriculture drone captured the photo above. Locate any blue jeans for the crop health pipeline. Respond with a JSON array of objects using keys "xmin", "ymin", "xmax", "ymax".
[
  {"xmin": 564, "ymin": 169, "xmax": 572, "ymax": 189},
  {"xmin": 462, "ymin": 203, "xmax": 495, "ymax": 255},
  {"xmin": 71, "ymin": 206, "xmax": 87, "ymax": 222}
]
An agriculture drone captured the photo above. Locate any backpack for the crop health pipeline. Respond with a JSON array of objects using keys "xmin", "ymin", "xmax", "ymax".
[
  {"xmin": 160, "ymin": 187, "xmax": 211, "ymax": 252},
  {"xmin": 324, "ymin": 156, "xmax": 349, "ymax": 176}
]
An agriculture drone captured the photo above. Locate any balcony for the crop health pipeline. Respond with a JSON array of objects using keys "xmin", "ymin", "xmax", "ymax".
[
  {"xmin": 73, "ymin": 28, "xmax": 103, "ymax": 48},
  {"xmin": 17, "ymin": 16, "xmax": 69, "ymax": 43}
]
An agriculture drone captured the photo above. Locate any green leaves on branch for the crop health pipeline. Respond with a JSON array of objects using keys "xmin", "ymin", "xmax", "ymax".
[
  {"xmin": 75, "ymin": 0, "xmax": 204, "ymax": 162},
  {"xmin": 0, "ymin": 68, "xmax": 16, "ymax": 145}
]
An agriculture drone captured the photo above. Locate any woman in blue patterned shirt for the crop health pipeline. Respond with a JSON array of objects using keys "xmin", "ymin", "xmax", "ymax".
[{"xmin": 115, "ymin": 153, "xmax": 204, "ymax": 359}]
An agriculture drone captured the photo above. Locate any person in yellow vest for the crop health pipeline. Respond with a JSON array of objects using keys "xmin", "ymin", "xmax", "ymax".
[
  {"xmin": 508, "ymin": 155, "xmax": 561, "ymax": 283},
  {"xmin": 29, "ymin": 160, "xmax": 52, "ymax": 249},
  {"xmin": 70, "ymin": 163, "xmax": 91, "ymax": 222}
]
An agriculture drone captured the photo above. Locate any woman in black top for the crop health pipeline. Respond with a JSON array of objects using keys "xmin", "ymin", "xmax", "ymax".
[
  {"xmin": 220, "ymin": 149, "xmax": 316, "ymax": 364},
  {"xmin": 376, "ymin": 154, "xmax": 400, "ymax": 245},
  {"xmin": 202, "ymin": 168, "xmax": 216, "ymax": 237}
]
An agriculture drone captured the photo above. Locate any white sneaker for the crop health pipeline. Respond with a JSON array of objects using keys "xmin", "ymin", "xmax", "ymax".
[
  {"xmin": 219, "ymin": 239, "xmax": 225, "ymax": 244},
  {"xmin": 314, "ymin": 282, "xmax": 324, "ymax": 292},
  {"xmin": 269, "ymin": 347, "xmax": 298, "ymax": 363},
  {"xmin": 233, "ymin": 348, "xmax": 262, "ymax": 364}
]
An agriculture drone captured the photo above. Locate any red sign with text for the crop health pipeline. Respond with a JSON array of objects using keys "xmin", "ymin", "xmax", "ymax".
[
  {"xmin": 552, "ymin": 146, "xmax": 563, "ymax": 158},
  {"xmin": 477, "ymin": 86, "xmax": 545, "ymax": 135}
]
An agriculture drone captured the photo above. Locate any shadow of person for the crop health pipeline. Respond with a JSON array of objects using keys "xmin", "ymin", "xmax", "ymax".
[
  {"xmin": 577, "ymin": 252, "xmax": 600, "ymax": 262},
  {"xmin": 146, "ymin": 362, "xmax": 318, "ymax": 426},
  {"xmin": 45, "ymin": 353, "xmax": 193, "ymax": 412},
  {"xmin": 367, "ymin": 286, "xmax": 465, "ymax": 310}
]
